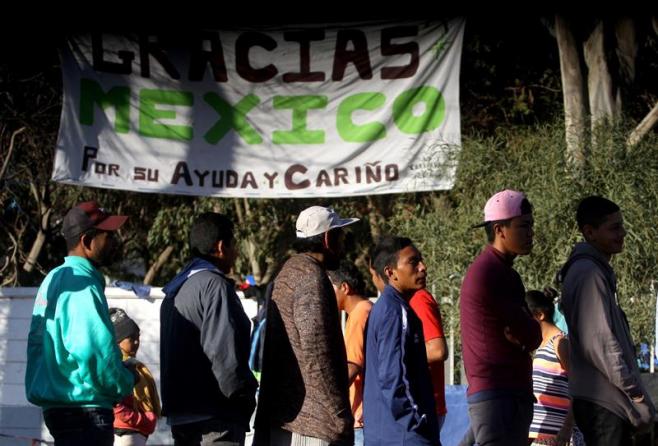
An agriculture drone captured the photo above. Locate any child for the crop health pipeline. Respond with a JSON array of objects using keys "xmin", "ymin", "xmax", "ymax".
[
  {"xmin": 525, "ymin": 289, "xmax": 583, "ymax": 446},
  {"xmin": 110, "ymin": 308, "xmax": 161, "ymax": 446}
]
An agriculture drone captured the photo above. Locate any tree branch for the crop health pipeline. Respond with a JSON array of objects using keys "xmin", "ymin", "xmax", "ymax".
[
  {"xmin": 0, "ymin": 127, "xmax": 26, "ymax": 181},
  {"xmin": 627, "ymin": 100, "xmax": 658, "ymax": 148},
  {"xmin": 144, "ymin": 245, "xmax": 174, "ymax": 285}
]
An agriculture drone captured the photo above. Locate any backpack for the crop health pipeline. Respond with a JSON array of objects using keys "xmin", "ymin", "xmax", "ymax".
[{"xmin": 248, "ymin": 282, "xmax": 273, "ymax": 374}]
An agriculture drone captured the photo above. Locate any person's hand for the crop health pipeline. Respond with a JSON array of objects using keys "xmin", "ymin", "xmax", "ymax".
[
  {"xmin": 504, "ymin": 326, "xmax": 530, "ymax": 354},
  {"xmin": 123, "ymin": 358, "xmax": 140, "ymax": 384},
  {"xmin": 628, "ymin": 394, "xmax": 655, "ymax": 433},
  {"xmin": 555, "ymin": 427, "xmax": 572, "ymax": 445},
  {"xmin": 232, "ymin": 392, "xmax": 256, "ymax": 420},
  {"xmin": 504, "ymin": 326, "xmax": 521, "ymax": 345}
]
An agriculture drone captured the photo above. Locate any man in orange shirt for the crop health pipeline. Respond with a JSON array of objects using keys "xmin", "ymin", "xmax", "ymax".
[{"xmin": 328, "ymin": 261, "xmax": 373, "ymax": 446}]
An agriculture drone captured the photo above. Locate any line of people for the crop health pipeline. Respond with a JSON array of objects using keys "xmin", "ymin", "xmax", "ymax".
[
  {"xmin": 24, "ymin": 190, "xmax": 656, "ymax": 446},
  {"xmin": 458, "ymin": 191, "xmax": 655, "ymax": 446}
]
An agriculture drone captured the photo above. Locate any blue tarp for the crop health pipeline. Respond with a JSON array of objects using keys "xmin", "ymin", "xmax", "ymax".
[{"xmin": 442, "ymin": 385, "xmax": 470, "ymax": 446}]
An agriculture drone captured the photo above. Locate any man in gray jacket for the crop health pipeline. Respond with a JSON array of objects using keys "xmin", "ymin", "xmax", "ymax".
[
  {"xmin": 560, "ymin": 196, "xmax": 655, "ymax": 445},
  {"xmin": 160, "ymin": 212, "xmax": 257, "ymax": 445}
]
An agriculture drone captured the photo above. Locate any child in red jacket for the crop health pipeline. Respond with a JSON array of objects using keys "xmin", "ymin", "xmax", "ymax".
[{"xmin": 110, "ymin": 308, "xmax": 161, "ymax": 446}]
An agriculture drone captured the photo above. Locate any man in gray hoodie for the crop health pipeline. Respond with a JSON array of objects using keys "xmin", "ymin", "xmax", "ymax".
[{"xmin": 560, "ymin": 196, "xmax": 655, "ymax": 445}]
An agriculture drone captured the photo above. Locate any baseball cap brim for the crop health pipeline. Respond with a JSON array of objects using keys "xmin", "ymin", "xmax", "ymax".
[
  {"xmin": 294, "ymin": 217, "xmax": 360, "ymax": 238},
  {"xmin": 330, "ymin": 217, "xmax": 360, "ymax": 230},
  {"xmin": 95, "ymin": 215, "xmax": 128, "ymax": 231},
  {"xmin": 471, "ymin": 221, "xmax": 487, "ymax": 229}
]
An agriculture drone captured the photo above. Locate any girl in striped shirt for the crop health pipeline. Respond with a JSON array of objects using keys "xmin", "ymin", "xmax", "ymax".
[{"xmin": 526, "ymin": 289, "xmax": 584, "ymax": 446}]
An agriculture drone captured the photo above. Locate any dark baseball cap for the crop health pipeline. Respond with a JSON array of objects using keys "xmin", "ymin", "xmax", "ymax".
[{"xmin": 62, "ymin": 201, "xmax": 128, "ymax": 241}]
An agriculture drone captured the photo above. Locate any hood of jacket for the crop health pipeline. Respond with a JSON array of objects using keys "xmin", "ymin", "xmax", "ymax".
[
  {"xmin": 558, "ymin": 241, "xmax": 615, "ymax": 286},
  {"xmin": 162, "ymin": 257, "xmax": 221, "ymax": 298}
]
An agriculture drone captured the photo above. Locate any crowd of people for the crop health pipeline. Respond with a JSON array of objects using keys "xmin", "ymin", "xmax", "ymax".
[{"xmin": 24, "ymin": 190, "xmax": 656, "ymax": 446}]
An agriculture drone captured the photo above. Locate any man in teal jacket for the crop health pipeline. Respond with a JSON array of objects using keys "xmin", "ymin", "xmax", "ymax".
[{"xmin": 25, "ymin": 201, "xmax": 136, "ymax": 446}]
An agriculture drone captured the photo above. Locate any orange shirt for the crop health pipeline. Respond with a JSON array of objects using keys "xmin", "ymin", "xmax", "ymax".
[
  {"xmin": 409, "ymin": 289, "xmax": 447, "ymax": 415},
  {"xmin": 344, "ymin": 299, "xmax": 373, "ymax": 428}
]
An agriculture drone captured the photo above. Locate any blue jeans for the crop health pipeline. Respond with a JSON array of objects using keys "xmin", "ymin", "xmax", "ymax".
[
  {"xmin": 43, "ymin": 407, "xmax": 114, "ymax": 446},
  {"xmin": 354, "ymin": 427, "xmax": 364, "ymax": 446}
]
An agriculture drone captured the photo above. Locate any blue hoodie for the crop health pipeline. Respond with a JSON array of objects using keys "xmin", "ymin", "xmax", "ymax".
[{"xmin": 162, "ymin": 258, "xmax": 219, "ymax": 298}]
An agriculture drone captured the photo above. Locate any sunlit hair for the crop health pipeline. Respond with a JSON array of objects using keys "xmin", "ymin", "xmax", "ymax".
[
  {"xmin": 189, "ymin": 212, "xmax": 234, "ymax": 257},
  {"xmin": 576, "ymin": 196, "xmax": 620, "ymax": 230},
  {"xmin": 370, "ymin": 236, "xmax": 413, "ymax": 284},
  {"xmin": 525, "ymin": 288, "xmax": 557, "ymax": 324},
  {"xmin": 327, "ymin": 260, "xmax": 366, "ymax": 295}
]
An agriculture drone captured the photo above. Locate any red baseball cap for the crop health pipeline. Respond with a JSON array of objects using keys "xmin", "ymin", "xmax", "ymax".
[{"xmin": 62, "ymin": 201, "xmax": 128, "ymax": 240}]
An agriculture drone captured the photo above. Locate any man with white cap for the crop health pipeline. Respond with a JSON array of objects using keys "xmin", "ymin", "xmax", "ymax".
[
  {"xmin": 459, "ymin": 190, "xmax": 542, "ymax": 446},
  {"xmin": 254, "ymin": 206, "xmax": 359, "ymax": 446}
]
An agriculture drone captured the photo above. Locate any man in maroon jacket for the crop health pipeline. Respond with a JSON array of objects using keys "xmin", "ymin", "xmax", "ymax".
[{"xmin": 459, "ymin": 189, "xmax": 542, "ymax": 446}]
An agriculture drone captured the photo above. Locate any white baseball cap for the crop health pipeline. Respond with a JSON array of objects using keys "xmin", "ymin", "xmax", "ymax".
[{"xmin": 295, "ymin": 206, "xmax": 359, "ymax": 238}]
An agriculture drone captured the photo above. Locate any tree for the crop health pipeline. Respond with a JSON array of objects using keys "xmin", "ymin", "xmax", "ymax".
[
  {"xmin": 0, "ymin": 52, "xmax": 72, "ymax": 285},
  {"xmin": 553, "ymin": 15, "xmax": 658, "ymax": 172}
]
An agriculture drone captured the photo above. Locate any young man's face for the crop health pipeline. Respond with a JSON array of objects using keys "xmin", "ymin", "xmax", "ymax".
[
  {"xmin": 387, "ymin": 245, "xmax": 427, "ymax": 295},
  {"xmin": 584, "ymin": 211, "xmax": 626, "ymax": 256},
  {"xmin": 499, "ymin": 213, "xmax": 534, "ymax": 256}
]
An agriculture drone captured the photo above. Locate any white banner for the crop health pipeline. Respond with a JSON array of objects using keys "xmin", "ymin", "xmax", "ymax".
[{"xmin": 53, "ymin": 20, "xmax": 465, "ymax": 198}]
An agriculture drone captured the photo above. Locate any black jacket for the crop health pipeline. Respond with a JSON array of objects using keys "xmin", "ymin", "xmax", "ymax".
[{"xmin": 160, "ymin": 259, "xmax": 257, "ymax": 427}]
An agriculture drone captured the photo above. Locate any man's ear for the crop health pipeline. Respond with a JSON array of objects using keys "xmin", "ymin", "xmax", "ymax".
[
  {"xmin": 215, "ymin": 239, "xmax": 226, "ymax": 258},
  {"xmin": 80, "ymin": 232, "xmax": 94, "ymax": 250},
  {"xmin": 493, "ymin": 222, "xmax": 506, "ymax": 239},
  {"xmin": 384, "ymin": 264, "xmax": 395, "ymax": 281},
  {"xmin": 323, "ymin": 231, "xmax": 335, "ymax": 252},
  {"xmin": 340, "ymin": 281, "xmax": 351, "ymax": 296},
  {"xmin": 581, "ymin": 224, "xmax": 595, "ymax": 242}
]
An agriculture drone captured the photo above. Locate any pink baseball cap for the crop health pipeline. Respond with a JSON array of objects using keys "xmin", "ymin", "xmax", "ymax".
[{"xmin": 473, "ymin": 189, "xmax": 529, "ymax": 227}]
